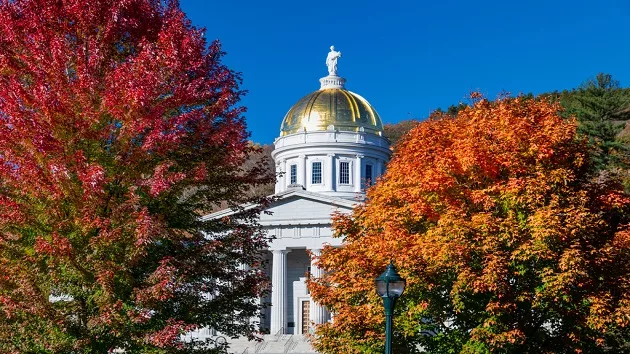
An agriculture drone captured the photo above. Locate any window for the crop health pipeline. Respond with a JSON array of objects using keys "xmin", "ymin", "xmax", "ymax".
[
  {"xmin": 311, "ymin": 162, "xmax": 322, "ymax": 184},
  {"xmin": 339, "ymin": 161, "xmax": 350, "ymax": 184},
  {"xmin": 365, "ymin": 164, "xmax": 373, "ymax": 186},
  {"xmin": 290, "ymin": 164, "xmax": 297, "ymax": 184}
]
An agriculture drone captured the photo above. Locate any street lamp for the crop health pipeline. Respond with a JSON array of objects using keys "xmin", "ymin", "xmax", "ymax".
[{"xmin": 375, "ymin": 261, "xmax": 406, "ymax": 354}]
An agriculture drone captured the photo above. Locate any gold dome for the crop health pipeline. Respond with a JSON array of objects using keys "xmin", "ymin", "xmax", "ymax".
[{"xmin": 280, "ymin": 88, "xmax": 384, "ymax": 136}]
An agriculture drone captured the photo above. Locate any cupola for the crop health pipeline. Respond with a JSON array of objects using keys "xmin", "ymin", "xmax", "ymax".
[{"xmin": 271, "ymin": 46, "xmax": 391, "ymax": 200}]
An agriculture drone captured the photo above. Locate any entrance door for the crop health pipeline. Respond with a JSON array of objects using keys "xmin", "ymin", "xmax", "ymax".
[{"xmin": 301, "ymin": 300, "xmax": 310, "ymax": 334}]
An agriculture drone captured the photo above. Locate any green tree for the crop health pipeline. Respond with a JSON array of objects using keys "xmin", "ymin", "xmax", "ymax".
[{"xmin": 560, "ymin": 73, "xmax": 630, "ymax": 169}]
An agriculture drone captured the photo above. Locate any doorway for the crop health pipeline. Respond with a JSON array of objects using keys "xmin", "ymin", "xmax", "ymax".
[{"xmin": 301, "ymin": 300, "xmax": 310, "ymax": 334}]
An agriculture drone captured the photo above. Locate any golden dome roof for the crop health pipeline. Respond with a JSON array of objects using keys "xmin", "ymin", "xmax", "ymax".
[{"xmin": 280, "ymin": 88, "xmax": 384, "ymax": 136}]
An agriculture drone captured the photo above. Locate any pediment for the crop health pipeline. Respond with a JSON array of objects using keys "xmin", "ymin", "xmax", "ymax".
[
  {"xmin": 259, "ymin": 192, "xmax": 356, "ymax": 225},
  {"xmin": 202, "ymin": 190, "xmax": 358, "ymax": 226}
]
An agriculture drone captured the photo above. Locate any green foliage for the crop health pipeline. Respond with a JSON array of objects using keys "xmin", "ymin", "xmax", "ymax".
[
  {"xmin": 559, "ymin": 73, "xmax": 630, "ymax": 169},
  {"xmin": 435, "ymin": 103, "xmax": 469, "ymax": 117}
]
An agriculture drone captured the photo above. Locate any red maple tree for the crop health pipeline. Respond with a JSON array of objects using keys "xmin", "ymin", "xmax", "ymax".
[{"xmin": 0, "ymin": 0, "xmax": 273, "ymax": 352}]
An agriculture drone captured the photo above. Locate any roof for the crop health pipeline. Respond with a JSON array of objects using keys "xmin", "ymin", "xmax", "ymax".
[
  {"xmin": 280, "ymin": 88, "xmax": 383, "ymax": 136},
  {"xmin": 201, "ymin": 189, "xmax": 360, "ymax": 222}
]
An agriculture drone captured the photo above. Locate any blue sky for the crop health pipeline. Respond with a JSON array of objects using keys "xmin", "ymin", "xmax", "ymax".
[{"xmin": 179, "ymin": 0, "xmax": 630, "ymax": 144}]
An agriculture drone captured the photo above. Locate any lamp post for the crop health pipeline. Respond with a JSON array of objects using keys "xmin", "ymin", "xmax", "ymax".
[{"xmin": 375, "ymin": 261, "xmax": 406, "ymax": 354}]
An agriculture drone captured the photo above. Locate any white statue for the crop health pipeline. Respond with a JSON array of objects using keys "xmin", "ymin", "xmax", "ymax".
[{"xmin": 325, "ymin": 45, "xmax": 342, "ymax": 76}]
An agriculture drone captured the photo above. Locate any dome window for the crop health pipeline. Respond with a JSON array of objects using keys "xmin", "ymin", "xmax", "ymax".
[
  {"xmin": 290, "ymin": 164, "xmax": 297, "ymax": 185},
  {"xmin": 339, "ymin": 161, "xmax": 350, "ymax": 184},
  {"xmin": 311, "ymin": 162, "xmax": 322, "ymax": 184}
]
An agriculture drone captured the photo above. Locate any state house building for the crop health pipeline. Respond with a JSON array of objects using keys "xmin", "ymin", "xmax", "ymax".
[{"xmin": 205, "ymin": 48, "xmax": 391, "ymax": 336}]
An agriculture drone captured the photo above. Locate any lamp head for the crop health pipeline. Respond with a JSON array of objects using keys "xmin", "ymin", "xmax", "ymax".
[{"xmin": 375, "ymin": 261, "xmax": 406, "ymax": 299}]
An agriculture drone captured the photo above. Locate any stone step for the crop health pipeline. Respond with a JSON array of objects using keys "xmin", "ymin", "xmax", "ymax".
[{"xmin": 223, "ymin": 334, "xmax": 317, "ymax": 354}]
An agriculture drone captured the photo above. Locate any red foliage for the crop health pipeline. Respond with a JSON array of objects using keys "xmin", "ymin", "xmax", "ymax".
[{"xmin": 0, "ymin": 0, "xmax": 273, "ymax": 352}]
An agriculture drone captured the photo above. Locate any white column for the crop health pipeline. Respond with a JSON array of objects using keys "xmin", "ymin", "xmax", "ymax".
[
  {"xmin": 309, "ymin": 249, "xmax": 329, "ymax": 327},
  {"xmin": 326, "ymin": 153, "xmax": 335, "ymax": 191},
  {"xmin": 299, "ymin": 155, "xmax": 307, "ymax": 187},
  {"xmin": 275, "ymin": 162, "xmax": 282, "ymax": 193},
  {"xmin": 354, "ymin": 154, "xmax": 363, "ymax": 193},
  {"xmin": 270, "ymin": 249, "xmax": 289, "ymax": 335},
  {"xmin": 282, "ymin": 159, "xmax": 288, "ymax": 189}
]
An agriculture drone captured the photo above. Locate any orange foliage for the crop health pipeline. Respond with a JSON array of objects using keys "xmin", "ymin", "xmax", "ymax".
[{"xmin": 308, "ymin": 95, "xmax": 630, "ymax": 353}]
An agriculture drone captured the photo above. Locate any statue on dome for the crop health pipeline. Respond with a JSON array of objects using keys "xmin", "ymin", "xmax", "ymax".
[{"xmin": 326, "ymin": 46, "xmax": 342, "ymax": 76}]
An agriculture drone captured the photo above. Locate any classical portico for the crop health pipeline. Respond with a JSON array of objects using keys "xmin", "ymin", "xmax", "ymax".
[{"xmin": 258, "ymin": 190, "xmax": 357, "ymax": 334}]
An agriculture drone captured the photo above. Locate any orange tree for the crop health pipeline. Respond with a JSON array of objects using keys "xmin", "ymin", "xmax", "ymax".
[{"xmin": 309, "ymin": 95, "xmax": 630, "ymax": 354}]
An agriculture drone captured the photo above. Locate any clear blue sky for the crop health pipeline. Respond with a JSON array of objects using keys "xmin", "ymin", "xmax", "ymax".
[{"xmin": 179, "ymin": 0, "xmax": 630, "ymax": 144}]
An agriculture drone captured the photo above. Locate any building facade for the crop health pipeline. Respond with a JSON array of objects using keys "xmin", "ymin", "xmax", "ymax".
[{"xmin": 206, "ymin": 48, "xmax": 391, "ymax": 336}]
